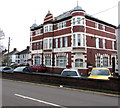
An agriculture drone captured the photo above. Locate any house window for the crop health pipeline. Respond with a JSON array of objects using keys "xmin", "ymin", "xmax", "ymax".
[
  {"xmin": 56, "ymin": 56, "xmax": 67, "ymax": 67},
  {"xmin": 49, "ymin": 25, "xmax": 53, "ymax": 31},
  {"xmin": 96, "ymin": 38, "xmax": 100, "ymax": 48},
  {"xmin": 45, "ymin": 56, "xmax": 51, "ymax": 66},
  {"xmin": 73, "ymin": 18, "xmax": 76, "ymax": 25},
  {"xmin": 57, "ymin": 21, "xmax": 66, "ymax": 29},
  {"xmin": 102, "ymin": 25, "xmax": 106, "ymax": 31},
  {"xmin": 34, "ymin": 56, "xmax": 41, "ymax": 64},
  {"xmin": 55, "ymin": 38, "xmax": 58, "ymax": 48},
  {"xmin": 64, "ymin": 37, "xmax": 68, "ymax": 47},
  {"xmin": 44, "ymin": 39, "xmax": 48, "ymax": 49},
  {"xmin": 73, "ymin": 34, "xmax": 76, "ymax": 46},
  {"xmin": 77, "ymin": 34, "xmax": 81, "ymax": 46},
  {"xmin": 75, "ymin": 59, "xmax": 83, "ymax": 67},
  {"xmin": 40, "ymin": 41, "xmax": 43, "ymax": 49},
  {"xmin": 103, "ymin": 57, "xmax": 108, "ymax": 67},
  {"xmin": 103, "ymin": 39, "xmax": 106, "ymax": 49},
  {"xmin": 60, "ymin": 38, "xmax": 63, "ymax": 48},
  {"xmin": 83, "ymin": 34, "xmax": 86, "ymax": 46},
  {"xmin": 77, "ymin": 17, "xmax": 81, "ymax": 24},
  {"xmin": 96, "ymin": 56, "xmax": 101, "ymax": 67},
  {"xmin": 112, "ymin": 41, "xmax": 115, "ymax": 50},
  {"xmin": 95, "ymin": 23, "xmax": 99, "ymax": 29},
  {"xmin": 49, "ymin": 39, "xmax": 52, "ymax": 49}
]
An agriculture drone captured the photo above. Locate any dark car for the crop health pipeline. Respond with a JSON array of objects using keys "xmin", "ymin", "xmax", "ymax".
[
  {"xmin": 13, "ymin": 66, "xmax": 32, "ymax": 73},
  {"xmin": 30, "ymin": 64, "xmax": 46, "ymax": 72},
  {"xmin": 2, "ymin": 67, "xmax": 14, "ymax": 73}
]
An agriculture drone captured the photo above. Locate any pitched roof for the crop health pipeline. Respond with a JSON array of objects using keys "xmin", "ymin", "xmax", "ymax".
[{"xmin": 16, "ymin": 47, "xmax": 30, "ymax": 55}]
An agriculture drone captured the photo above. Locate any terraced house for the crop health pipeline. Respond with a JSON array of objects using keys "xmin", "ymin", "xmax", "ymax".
[{"xmin": 30, "ymin": 5, "xmax": 117, "ymax": 75}]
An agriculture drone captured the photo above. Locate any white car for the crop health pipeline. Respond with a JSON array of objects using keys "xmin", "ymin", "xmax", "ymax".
[{"xmin": 61, "ymin": 69, "xmax": 81, "ymax": 77}]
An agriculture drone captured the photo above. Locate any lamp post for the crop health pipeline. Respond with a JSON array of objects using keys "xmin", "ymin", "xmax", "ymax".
[{"xmin": 7, "ymin": 37, "xmax": 10, "ymax": 66}]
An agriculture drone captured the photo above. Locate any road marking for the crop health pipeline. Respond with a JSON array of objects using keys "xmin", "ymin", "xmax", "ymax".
[
  {"xmin": 14, "ymin": 93, "xmax": 66, "ymax": 108},
  {"xmin": 2, "ymin": 78, "xmax": 119, "ymax": 97}
]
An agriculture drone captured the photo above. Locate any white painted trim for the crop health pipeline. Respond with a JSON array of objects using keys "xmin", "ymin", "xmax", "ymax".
[
  {"xmin": 86, "ymin": 26, "xmax": 116, "ymax": 35},
  {"xmin": 86, "ymin": 18, "xmax": 116, "ymax": 29},
  {"xmin": 86, "ymin": 33, "xmax": 116, "ymax": 41},
  {"xmin": 87, "ymin": 47, "xmax": 117, "ymax": 52}
]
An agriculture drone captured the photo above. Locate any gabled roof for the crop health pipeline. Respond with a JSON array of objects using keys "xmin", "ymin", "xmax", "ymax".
[{"xmin": 16, "ymin": 47, "xmax": 30, "ymax": 55}]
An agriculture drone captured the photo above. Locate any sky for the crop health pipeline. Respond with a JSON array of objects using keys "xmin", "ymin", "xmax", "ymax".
[{"xmin": 0, "ymin": 0, "xmax": 119, "ymax": 51}]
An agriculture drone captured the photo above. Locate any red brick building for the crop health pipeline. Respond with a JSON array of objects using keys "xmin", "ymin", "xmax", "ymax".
[{"xmin": 30, "ymin": 5, "xmax": 117, "ymax": 75}]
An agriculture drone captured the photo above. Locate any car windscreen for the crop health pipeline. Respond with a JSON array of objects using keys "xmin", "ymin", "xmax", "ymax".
[
  {"xmin": 14, "ymin": 67, "xmax": 24, "ymax": 72},
  {"xmin": 3, "ymin": 67, "xmax": 11, "ymax": 70},
  {"xmin": 91, "ymin": 69, "xmax": 110, "ymax": 76},
  {"xmin": 62, "ymin": 71, "xmax": 78, "ymax": 76}
]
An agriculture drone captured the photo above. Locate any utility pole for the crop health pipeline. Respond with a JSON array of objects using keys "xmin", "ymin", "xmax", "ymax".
[{"xmin": 7, "ymin": 37, "xmax": 10, "ymax": 66}]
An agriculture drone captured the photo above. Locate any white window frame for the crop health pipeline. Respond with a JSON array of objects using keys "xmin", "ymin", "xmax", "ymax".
[
  {"xmin": 60, "ymin": 37, "xmax": 63, "ymax": 48},
  {"xmin": 96, "ymin": 56, "xmax": 101, "ymax": 67},
  {"xmin": 55, "ymin": 38, "xmax": 58, "ymax": 48},
  {"xmin": 96, "ymin": 38, "xmax": 100, "ymax": 48},
  {"xmin": 103, "ymin": 39, "xmax": 106, "ymax": 49},
  {"xmin": 45, "ymin": 56, "xmax": 51, "ymax": 66},
  {"xmin": 103, "ymin": 57, "xmax": 109, "ymax": 67},
  {"xmin": 64, "ymin": 37, "xmax": 68, "ymax": 47},
  {"xmin": 75, "ymin": 59, "xmax": 83, "ymax": 67},
  {"xmin": 56, "ymin": 56, "xmax": 67, "ymax": 67}
]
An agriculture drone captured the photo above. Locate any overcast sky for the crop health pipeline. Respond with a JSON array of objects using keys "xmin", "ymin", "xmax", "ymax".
[{"xmin": 0, "ymin": 0, "xmax": 119, "ymax": 51}]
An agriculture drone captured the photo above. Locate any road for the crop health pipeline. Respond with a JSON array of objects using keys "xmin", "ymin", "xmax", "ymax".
[{"xmin": 2, "ymin": 79, "xmax": 119, "ymax": 107}]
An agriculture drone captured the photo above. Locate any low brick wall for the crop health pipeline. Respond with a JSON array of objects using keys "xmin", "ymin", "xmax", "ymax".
[{"xmin": 2, "ymin": 72, "xmax": 120, "ymax": 92}]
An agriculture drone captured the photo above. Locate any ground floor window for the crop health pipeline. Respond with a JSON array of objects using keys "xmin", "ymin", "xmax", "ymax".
[
  {"xmin": 103, "ymin": 57, "xmax": 108, "ymax": 67},
  {"xmin": 75, "ymin": 59, "xmax": 83, "ymax": 67},
  {"xmin": 56, "ymin": 56, "xmax": 67, "ymax": 67},
  {"xmin": 45, "ymin": 56, "xmax": 51, "ymax": 66},
  {"xmin": 96, "ymin": 56, "xmax": 101, "ymax": 67},
  {"xmin": 34, "ymin": 56, "xmax": 41, "ymax": 64}
]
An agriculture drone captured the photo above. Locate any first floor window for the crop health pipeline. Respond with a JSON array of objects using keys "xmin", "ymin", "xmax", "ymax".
[
  {"xmin": 75, "ymin": 59, "xmax": 83, "ymax": 67},
  {"xmin": 55, "ymin": 38, "xmax": 58, "ymax": 48},
  {"xmin": 96, "ymin": 56, "xmax": 100, "ymax": 67},
  {"xmin": 56, "ymin": 56, "xmax": 67, "ymax": 67},
  {"xmin": 77, "ymin": 34, "xmax": 81, "ymax": 46},
  {"xmin": 45, "ymin": 56, "xmax": 51, "ymax": 66},
  {"xmin": 103, "ymin": 57, "xmax": 108, "ymax": 67},
  {"xmin": 73, "ymin": 34, "xmax": 76, "ymax": 46},
  {"xmin": 64, "ymin": 37, "xmax": 68, "ymax": 47},
  {"xmin": 34, "ymin": 56, "xmax": 41, "ymax": 64}
]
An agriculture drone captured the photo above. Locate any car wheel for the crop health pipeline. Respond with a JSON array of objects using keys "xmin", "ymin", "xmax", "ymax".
[{"xmin": 36, "ymin": 69, "xmax": 39, "ymax": 72}]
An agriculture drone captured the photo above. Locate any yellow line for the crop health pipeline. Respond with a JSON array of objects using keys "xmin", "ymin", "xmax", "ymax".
[{"xmin": 2, "ymin": 78, "xmax": 119, "ymax": 97}]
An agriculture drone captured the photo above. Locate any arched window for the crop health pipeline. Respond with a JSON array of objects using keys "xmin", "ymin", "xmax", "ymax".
[
  {"xmin": 75, "ymin": 59, "xmax": 83, "ymax": 67},
  {"xmin": 34, "ymin": 56, "xmax": 41, "ymax": 65}
]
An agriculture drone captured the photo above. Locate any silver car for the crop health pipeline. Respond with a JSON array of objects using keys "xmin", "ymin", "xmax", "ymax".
[{"xmin": 61, "ymin": 69, "xmax": 81, "ymax": 77}]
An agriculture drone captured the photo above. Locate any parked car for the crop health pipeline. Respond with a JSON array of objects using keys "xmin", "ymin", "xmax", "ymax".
[
  {"xmin": 2, "ymin": 67, "xmax": 14, "ymax": 73},
  {"xmin": 30, "ymin": 64, "xmax": 46, "ymax": 72},
  {"xmin": 10, "ymin": 63, "xmax": 19, "ymax": 68},
  {"xmin": 13, "ymin": 66, "xmax": 32, "ymax": 73},
  {"xmin": 0, "ymin": 66, "xmax": 6, "ymax": 72},
  {"xmin": 88, "ymin": 68, "xmax": 113, "ymax": 80},
  {"xmin": 61, "ymin": 69, "xmax": 81, "ymax": 77}
]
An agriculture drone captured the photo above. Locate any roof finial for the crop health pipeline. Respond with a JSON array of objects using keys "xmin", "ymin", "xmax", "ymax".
[
  {"xmin": 48, "ymin": 10, "xmax": 50, "ymax": 14},
  {"xmin": 34, "ymin": 19, "xmax": 36, "ymax": 24},
  {"xmin": 77, "ymin": 0, "xmax": 79, "ymax": 7}
]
